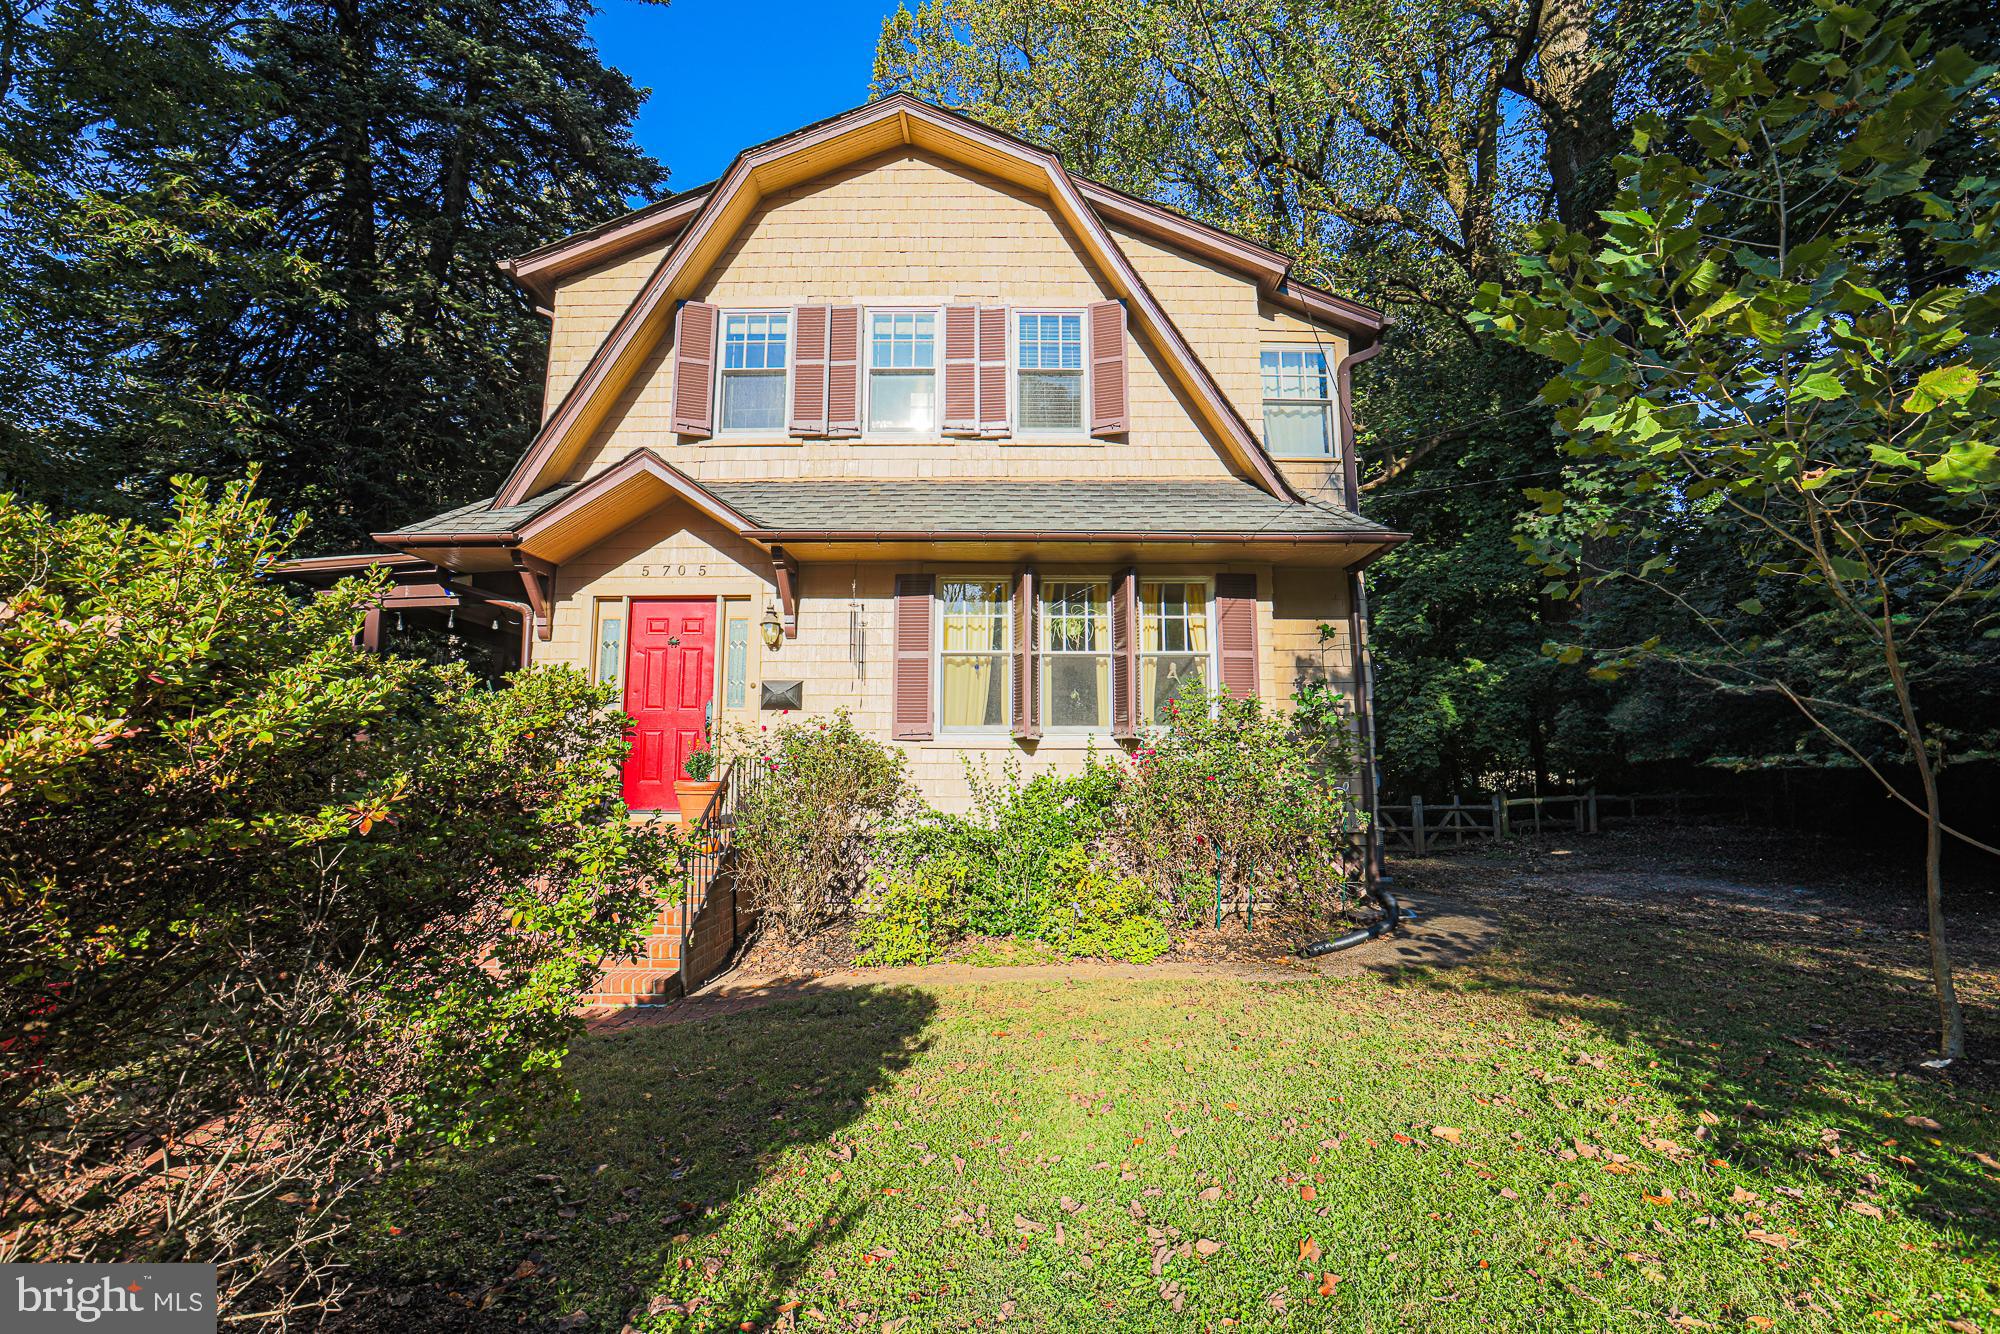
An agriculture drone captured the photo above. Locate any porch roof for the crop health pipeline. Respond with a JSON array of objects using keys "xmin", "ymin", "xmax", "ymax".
[
  {"xmin": 709, "ymin": 480, "xmax": 1397, "ymax": 542},
  {"xmin": 379, "ymin": 475, "xmax": 1399, "ymax": 545}
]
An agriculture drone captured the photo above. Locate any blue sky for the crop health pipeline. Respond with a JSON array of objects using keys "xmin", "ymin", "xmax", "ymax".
[{"xmin": 588, "ymin": 0, "xmax": 901, "ymax": 190}]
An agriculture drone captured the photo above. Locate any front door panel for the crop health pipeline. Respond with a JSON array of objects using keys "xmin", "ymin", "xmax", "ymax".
[{"xmin": 622, "ymin": 599, "xmax": 716, "ymax": 811}]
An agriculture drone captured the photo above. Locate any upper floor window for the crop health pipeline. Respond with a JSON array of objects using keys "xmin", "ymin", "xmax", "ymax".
[
  {"xmin": 1017, "ymin": 312, "xmax": 1084, "ymax": 432},
  {"xmin": 869, "ymin": 311, "xmax": 937, "ymax": 432},
  {"xmin": 939, "ymin": 578, "xmax": 1010, "ymax": 730},
  {"xmin": 1041, "ymin": 579, "xmax": 1110, "ymax": 730},
  {"xmin": 1141, "ymin": 580, "xmax": 1210, "ymax": 721},
  {"xmin": 720, "ymin": 312, "xmax": 788, "ymax": 431},
  {"xmin": 1261, "ymin": 347, "xmax": 1334, "ymax": 457}
]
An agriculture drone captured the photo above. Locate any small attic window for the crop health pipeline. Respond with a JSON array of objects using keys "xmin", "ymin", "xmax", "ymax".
[
  {"xmin": 1016, "ymin": 312, "xmax": 1083, "ymax": 432},
  {"xmin": 720, "ymin": 311, "xmax": 788, "ymax": 431}
]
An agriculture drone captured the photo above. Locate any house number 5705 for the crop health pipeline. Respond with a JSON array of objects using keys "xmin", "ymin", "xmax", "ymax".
[{"xmin": 635, "ymin": 563, "xmax": 709, "ymax": 578}]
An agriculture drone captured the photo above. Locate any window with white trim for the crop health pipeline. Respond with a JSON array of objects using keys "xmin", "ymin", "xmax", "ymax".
[
  {"xmin": 939, "ymin": 578, "xmax": 1010, "ymax": 730},
  {"xmin": 1017, "ymin": 312, "xmax": 1084, "ymax": 431},
  {"xmin": 868, "ymin": 310, "xmax": 937, "ymax": 432},
  {"xmin": 1040, "ymin": 579, "xmax": 1110, "ymax": 730},
  {"xmin": 719, "ymin": 312, "xmax": 788, "ymax": 431},
  {"xmin": 1140, "ymin": 580, "xmax": 1211, "ymax": 722},
  {"xmin": 1260, "ymin": 347, "xmax": 1335, "ymax": 456}
]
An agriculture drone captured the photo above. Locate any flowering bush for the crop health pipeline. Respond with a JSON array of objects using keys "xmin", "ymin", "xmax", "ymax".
[
  {"xmin": 1112, "ymin": 684, "xmax": 1363, "ymax": 924},
  {"xmin": 732, "ymin": 711, "xmax": 911, "ymax": 943}
]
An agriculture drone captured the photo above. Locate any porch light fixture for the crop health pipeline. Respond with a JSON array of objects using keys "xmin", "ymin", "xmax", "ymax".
[{"xmin": 760, "ymin": 603, "xmax": 784, "ymax": 650}]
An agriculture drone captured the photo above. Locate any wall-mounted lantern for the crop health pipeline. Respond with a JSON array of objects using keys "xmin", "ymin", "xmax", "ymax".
[{"xmin": 760, "ymin": 603, "xmax": 784, "ymax": 650}]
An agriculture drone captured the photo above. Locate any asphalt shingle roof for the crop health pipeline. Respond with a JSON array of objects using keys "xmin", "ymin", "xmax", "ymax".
[
  {"xmin": 381, "ymin": 477, "xmax": 1396, "ymax": 542},
  {"xmin": 377, "ymin": 481, "xmax": 584, "ymax": 538},
  {"xmin": 705, "ymin": 480, "xmax": 1393, "ymax": 538}
]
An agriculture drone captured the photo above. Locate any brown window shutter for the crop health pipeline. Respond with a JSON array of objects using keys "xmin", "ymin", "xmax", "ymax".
[
  {"xmin": 827, "ymin": 306, "xmax": 862, "ymax": 435},
  {"xmin": 669, "ymin": 301, "xmax": 717, "ymax": 436},
  {"xmin": 892, "ymin": 574, "xmax": 935, "ymax": 740},
  {"xmin": 1011, "ymin": 566, "xmax": 1040, "ymax": 739},
  {"xmin": 789, "ymin": 305, "xmax": 829, "ymax": 435},
  {"xmin": 1111, "ymin": 566, "xmax": 1139, "ymax": 740},
  {"xmin": 976, "ymin": 306, "xmax": 1010, "ymax": 433},
  {"xmin": 942, "ymin": 304, "xmax": 978, "ymax": 432},
  {"xmin": 1088, "ymin": 299, "xmax": 1128, "ymax": 437},
  {"xmin": 1215, "ymin": 572, "xmax": 1259, "ymax": 701}
]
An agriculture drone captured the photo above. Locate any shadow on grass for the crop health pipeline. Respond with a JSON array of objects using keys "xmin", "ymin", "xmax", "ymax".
[
  {"xmin": 1421, "ymin": 853, "xmax": 2000, "ymax": 1256},
  {"xmin": 344, "ymin": 985, "xmax": 936, "ymax": 1332}
]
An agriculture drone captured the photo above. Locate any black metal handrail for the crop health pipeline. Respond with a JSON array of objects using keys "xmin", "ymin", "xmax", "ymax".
[{"xmin": 676, "ymin": 755, "xmax": 763, "ymax": 989}]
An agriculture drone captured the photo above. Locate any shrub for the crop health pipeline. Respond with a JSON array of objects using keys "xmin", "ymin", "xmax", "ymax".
[
  {"xmin": 852, "ymin": 866, "xmax": 964, "ymax": 966},
  {"xmin": 955, "ymin": 755, "xmax": 1123, "ymax": 936},
  {"xmin": 1039, "ymin": 844, "xmax": 1169, "ymax": 963},
  {"xmin": 733, "ymin": 712, "xmax": 910, "ymax": 943},
  {"xmin": 1113, "ymin": 684, "xmax": 1363, "ymax": 924},
  {"xmin": 0, "ymin": 478, "xmax": 673, "ymax": 1317}
]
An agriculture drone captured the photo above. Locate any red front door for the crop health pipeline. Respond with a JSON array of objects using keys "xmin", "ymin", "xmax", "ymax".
[{"xmin": 622, "ymin": 599, "xmax": 716, "ymax": 812}]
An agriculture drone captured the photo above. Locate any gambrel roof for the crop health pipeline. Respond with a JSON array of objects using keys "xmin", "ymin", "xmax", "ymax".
[{"xmin": 489, "ymin": 94, "xmax": 1387, "ymax": 510}]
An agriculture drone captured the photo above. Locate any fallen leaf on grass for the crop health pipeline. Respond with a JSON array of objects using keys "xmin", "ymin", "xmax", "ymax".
[
  {"xmin": 1317, "ymin": 1272, "xmax": 1341, "ymax": 1297},
  {"xmin": 1059, "ymin": 1196, "xmax": 1081, "ymax": 1212},
  {"xmin": 1299, "ymin": 1236, "xmax": 1321, "ymax": 1263},
  {"xmin": 1431, "ymin": 1126, "xmax": 1463, "ymax": 1144},
  {"xmin": 1194, "ymin": 1238, "xmax": 1222, "ymax": 1257},
  {"xmin": 1643, "ymin": 1191, "xmax": 1674, "ymax": 1206},
  {"xmin": 1846, "ymin": 1201, "xmax": 1884, "ymax": 1219},
  {"xmin": 1198, "ymin": 1186, "xmax": 1223, "ymax": 1202},
  {"xmin": 1299, "ymin": 1184, "xmax": 1317, "ymax": 1202},
  {"xmin": 1266, "ymin": 1291, "xmax": 1288, "ymax": 1314},
  {"xmin": 1014, "ymin": 1214, "xmax": 1045, "ymax": 1235},
  {"xmin": 1745, "ymin": 1229, "xmax": 1792, "ymax": 1251},
  {"xmin": 1745, "ymin": 1318, "xmax": 1775, "ymax": 1330},
  {"xmin": 1902, "ymin": 1115, "xmax": 1942, "ymax": 1131}
]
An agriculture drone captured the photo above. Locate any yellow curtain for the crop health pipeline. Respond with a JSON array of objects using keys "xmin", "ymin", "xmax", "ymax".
[{"xmin": 942, "ymin": 655, "xmax": 1004, "ymax": 728}]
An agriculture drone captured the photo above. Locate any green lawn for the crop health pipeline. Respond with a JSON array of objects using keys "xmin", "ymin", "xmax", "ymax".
[{"xmin": 355, "ymin": 843, "xmax": 1999, "ymax": 1331}]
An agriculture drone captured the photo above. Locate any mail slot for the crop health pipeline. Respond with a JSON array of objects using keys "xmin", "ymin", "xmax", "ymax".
[{"xmin": 760, "ymin": 680, "xmax": 803, "ymax": 711}]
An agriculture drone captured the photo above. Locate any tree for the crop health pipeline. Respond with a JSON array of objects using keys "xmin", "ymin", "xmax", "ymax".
[
  {"xmin": 1479, "ymin": 0, "xmax": 2000, "ymax": 1057},
  {"xmin": 0, "ymin": 476, "xmax": 676, "ymax": 1313},
  {"xmin": 0, "ymin": 0, "xmax": 665, "ymax": 546}
]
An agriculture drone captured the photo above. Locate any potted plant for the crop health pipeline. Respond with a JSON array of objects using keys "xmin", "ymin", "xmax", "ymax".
[{"xmin": 674, "ymin": 744, "xmax": 726, "ymax": 824}]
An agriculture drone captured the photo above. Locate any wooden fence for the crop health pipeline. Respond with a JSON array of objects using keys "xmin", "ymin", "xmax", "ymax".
[{"xmin": 1375, "ymin": 790, "xmax": 1702, "ymax": 856}]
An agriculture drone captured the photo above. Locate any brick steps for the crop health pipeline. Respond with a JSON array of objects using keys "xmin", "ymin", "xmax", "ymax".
[{"xmin": 580, "ymin": 856, "xmax": 752, "ymax": 1010}]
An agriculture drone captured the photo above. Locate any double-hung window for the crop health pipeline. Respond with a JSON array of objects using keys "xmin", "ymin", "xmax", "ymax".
[
  {"xmin": 1261, "ymin": 347, "xmax": 1335, "ymax": 456},
  {"xmin": 1017, "ymin": 312, "xmax": 1084, "ymax": 431},
  {"xmin": 869, "ymin": 311, "xmax": 937, "ymax": 432},
  {"xmin": 1141, "ymin": 580, "xmax": 1210, "ymax": 721},
  {"xmin": 719, "ymin": 312, "xmax": 789, "ymax": 431},
  {"xmin": 1040, "ymin": 579, "xmax": 1110, "ymax": 730},
  {"xmin": 939, "ymin": 578, "xmax": 1010, "ymax": 729}
]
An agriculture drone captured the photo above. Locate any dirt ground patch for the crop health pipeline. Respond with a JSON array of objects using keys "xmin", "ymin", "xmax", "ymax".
[{"xmin": 594, "ymin": 890, "xmax": 1499, "ymax": 1031}]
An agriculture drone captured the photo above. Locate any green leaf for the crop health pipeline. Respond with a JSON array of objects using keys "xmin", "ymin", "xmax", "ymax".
[
  {"xmin": 1735, "ymin": 598, "xmax": 1764, "ymax": 616},
  {"xmin": 1790, "ymin": 371, "xmax": 1847, "ymax": 402},
  {"xmin": 1924, "ymin": 442, "xmax": 2000, "ymax": 486},
  {"xmin": 1902, "ymin": 364, "xmax": 1980, "ymax": 413}
]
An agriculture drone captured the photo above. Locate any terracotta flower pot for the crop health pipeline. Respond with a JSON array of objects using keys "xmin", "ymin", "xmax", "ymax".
[{"xmin": 673, "ymin": 778, "xmax": 726, "ymax": 823}]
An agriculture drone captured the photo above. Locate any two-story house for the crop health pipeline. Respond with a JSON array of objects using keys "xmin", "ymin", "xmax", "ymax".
[{"xmin": 309, "ymin": 95, "xmax": 1405, "ymax": 826}]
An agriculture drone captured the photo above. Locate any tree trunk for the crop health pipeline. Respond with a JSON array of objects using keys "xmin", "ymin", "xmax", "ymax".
[
  {"xmin": 1882, "ymin": 616, "xmax": 1965, "ymax": 1059},
  {"xmin": 1512, "ymin": 0, "xmax": 1624, "ymax": 230},
  {"xmin": 1920, "ymin": 777, "xmax": 1965, "ymax": 1059}
]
